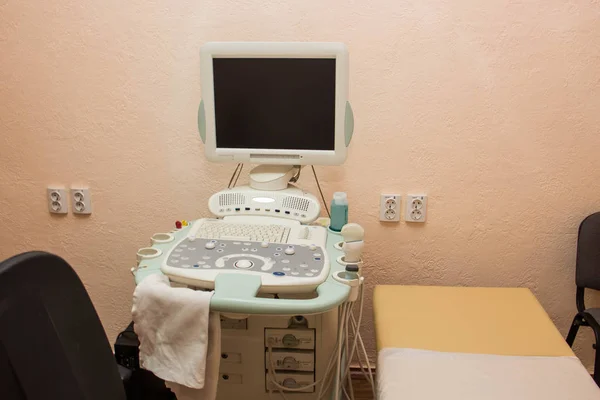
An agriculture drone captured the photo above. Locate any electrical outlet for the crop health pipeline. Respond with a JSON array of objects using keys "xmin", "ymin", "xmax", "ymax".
[
  {"xmin": 47, "ymin": 187, "xmax": 68, "ymax": 214},
  {"xmin": 405, "ymin": 194, "xmax": 427, "ymax": 223},
  {"xmin": 71, "ymin": 188, "xmax": 92, "ymax": 214},
  {"xmin": 380, "ymin": 194, "xmax": 401, "ymax": 222}
]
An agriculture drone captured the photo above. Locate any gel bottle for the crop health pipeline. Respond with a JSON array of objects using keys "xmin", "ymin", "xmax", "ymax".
[{"xmin": 329, "ymin": 192, "xmax": 348, "ymax": 232}]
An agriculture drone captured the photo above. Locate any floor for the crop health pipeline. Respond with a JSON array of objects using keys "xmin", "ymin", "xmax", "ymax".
[{"xmin": 351, "ymin": 372, "xmax": 375, "ymax": 400}]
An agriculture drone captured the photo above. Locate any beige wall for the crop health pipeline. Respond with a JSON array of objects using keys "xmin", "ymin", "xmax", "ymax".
[{"xmin": 1, "ymin": 0, "xmax": 599, "ymax": 368}]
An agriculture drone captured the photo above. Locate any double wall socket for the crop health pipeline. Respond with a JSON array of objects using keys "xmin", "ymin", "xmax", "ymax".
[
  {"xmin": 380, "ymin": 194, "xmax": 401, "ymax": 222},
  {"xmin": 71, "ymin": 188, "xmax": 92, "ymax": 214},
  {"xmin": 405, "ymin": 194, "xmax": 427, "ymax": 222},
  {"xmin": 47, "ymin": 188, "xmax": 68, "ymax": 214},
  {"xmin": 47, "ymin": 186, "xmax": 92, "ymax": 215}
]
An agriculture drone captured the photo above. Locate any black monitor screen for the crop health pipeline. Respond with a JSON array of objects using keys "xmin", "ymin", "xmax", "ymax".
[{"xmin": 212, "ymin": 58, "xmax": 336, "ymax": 151}]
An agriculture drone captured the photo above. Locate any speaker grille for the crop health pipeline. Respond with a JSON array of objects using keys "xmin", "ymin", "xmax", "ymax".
[
  {"xmin": 282, "ymin": 196, "xmax": 311, "ymax": 212},
  {"xmin": 218, "ymin": 193, "xmax": 246, "ymax": 206}
]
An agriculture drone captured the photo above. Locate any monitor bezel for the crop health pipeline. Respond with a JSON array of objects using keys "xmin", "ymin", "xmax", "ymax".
[{"xmin": 200, "ymin": 42, "xmax": 349, "ymax": 165}]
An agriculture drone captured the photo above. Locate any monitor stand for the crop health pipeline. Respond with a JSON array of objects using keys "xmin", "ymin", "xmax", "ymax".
[{"xmin": 249, "ymin": 165, "xmax": 301, "ymax": 191}]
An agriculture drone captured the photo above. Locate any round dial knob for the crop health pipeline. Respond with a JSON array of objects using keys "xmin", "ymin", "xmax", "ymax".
[
  {"xmin": 234, "ymin": 259, "xmax": 254, "ymax": 269},
  {"xmin": 284, "ymin": 246, "xmax": 295, "ymax": 255},
  {"xmin": 205, "ymin": 242, "xmax": 216, "ymax": 250},
  {"xmin": 282, "ymin": 334, "xmax": 299, "ymax": 347}
]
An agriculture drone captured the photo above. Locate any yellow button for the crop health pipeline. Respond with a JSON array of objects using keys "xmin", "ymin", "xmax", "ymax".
[{"xmin": 182, "ymin": 220, "xmax": 189, "ymax": 226}]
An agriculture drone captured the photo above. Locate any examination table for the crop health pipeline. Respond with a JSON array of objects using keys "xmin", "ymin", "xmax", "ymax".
[{"xmin": 373, "ymin": 286, "xmax": 600, "ymax": 399}]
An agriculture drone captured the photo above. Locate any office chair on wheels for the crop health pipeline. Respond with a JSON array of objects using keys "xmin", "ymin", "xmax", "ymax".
[
  {"xmin": 0, "ymin": 251, "xmax": 128, "ymax": 400},
  {"xmin": 566, "ymin": 212, "xmax": 600, "ymax": 386}
]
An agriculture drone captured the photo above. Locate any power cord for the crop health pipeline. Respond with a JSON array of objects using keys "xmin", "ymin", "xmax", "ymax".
[
  {"xmin": 227, "ymin": 163, "xmax": 244, "ymax": 189},
  {"xmin": 350, "ymin": 307, "xmax": 375, "ymax": 395},
  {"xmin": 311, "ymin": 165, "xmax": 331, "ymax": 218}
]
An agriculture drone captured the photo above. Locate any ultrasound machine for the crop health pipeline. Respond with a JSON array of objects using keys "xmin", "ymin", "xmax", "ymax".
[{"xmin": 131, "ymin": 42, "xmax": 371, "ymax": 400}]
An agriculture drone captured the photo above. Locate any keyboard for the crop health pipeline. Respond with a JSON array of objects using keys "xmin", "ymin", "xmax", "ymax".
[
  {"xmin": 187, "ymin": 218, "xmax": 327, "ymax": 248},
  {"xmin": 190, "ymin": 220, "xmax": 290, "ymax": 243}
]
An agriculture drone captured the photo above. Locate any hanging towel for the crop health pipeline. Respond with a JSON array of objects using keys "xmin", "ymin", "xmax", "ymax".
[{"xmin": 132, "ymin": 274, "xmax": 221, "ymax": 399}]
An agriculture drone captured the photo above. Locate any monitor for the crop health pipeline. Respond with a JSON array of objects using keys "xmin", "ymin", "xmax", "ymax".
[{"xmin": 198, "ymin": 42, "xmax": 353, "ymax": 166}]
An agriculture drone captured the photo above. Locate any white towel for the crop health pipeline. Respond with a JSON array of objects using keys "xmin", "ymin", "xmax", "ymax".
[{"xmin": 132, "ymin": 274, "xmax": 221, "ymax": 399}]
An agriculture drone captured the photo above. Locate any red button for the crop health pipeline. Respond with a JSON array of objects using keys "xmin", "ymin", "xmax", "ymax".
[{"xmin": 175, "ymin": 221, "xmax": 182, "ymax": 229}]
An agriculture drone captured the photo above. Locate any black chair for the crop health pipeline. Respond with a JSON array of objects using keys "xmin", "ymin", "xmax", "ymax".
[
  {"xmin": 0, "ymin": 251, "xmax": 128, "ymax": 399},
  {"xmin": 566, "ymin": 212, "xmax": 600, "ymax": 385}
]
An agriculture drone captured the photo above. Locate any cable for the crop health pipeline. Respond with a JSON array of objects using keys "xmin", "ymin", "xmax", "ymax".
[
  {"xmin": 343, "ymin": 284, "xmax": 365, "ymax": 385},
  {"xmin": 227, "ymin": 163, "xmax": 241, "ymax": 189},
  {"xmin": 266, "ymin": 298, "xmax": 368, "ymax": 400},
  {"xmin": 317, "ymin": 304, "xmax": 346, "ymax": 398},
  {"xmin": 338, "ymin": 303, "xmax": 354, "ymax": 400},
  {"xmin": 232, "ymin": 163, "xmax": 243, "ymax": 188},
  {"xmin": 344, "ymin": 302, "xmax": 355, "ymax": 400},
  {"xmin": 289, "ymin": 165, "xmax": 301, "ymax": 183},
  {"xmin": 333, "ymin": 302, "xmax": 347, "ymax": 400},
  {"xmin": 350, "ymin": 312, "xmax": 375, "ymax": 397},
  {"xmin": 311, "ymin": 165, "xmax": 331, "ymax": 218},
  {"xmin": 339, "ymin": 284, "xmax": 372, "ymax": 400},
  {"xmin": 268, "ymin": 388, "xmax": 289, "ymax": 400},
  {"xmin": 318, "ymin": 303, "xmax": 348, "ymax": 399}
]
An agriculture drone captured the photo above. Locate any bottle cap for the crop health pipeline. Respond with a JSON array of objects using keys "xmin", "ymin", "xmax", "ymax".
[{"xmin": 333, "ymin": 192, "xmax": 348, "ymax": 205}]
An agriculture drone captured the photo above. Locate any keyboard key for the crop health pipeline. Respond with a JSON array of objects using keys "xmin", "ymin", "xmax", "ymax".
[{"xmin": 221, "ymin": 236, "xmax": 251, "ymax": 241}]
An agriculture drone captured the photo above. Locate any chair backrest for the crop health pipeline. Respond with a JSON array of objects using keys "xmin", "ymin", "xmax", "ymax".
[
  {"xmin": 0, "ymin": 251, "xmax": 126, "ymax": 400},
  {"xmin": 576, "ymin": 212, "xmax": 600, "ymax": 291}
]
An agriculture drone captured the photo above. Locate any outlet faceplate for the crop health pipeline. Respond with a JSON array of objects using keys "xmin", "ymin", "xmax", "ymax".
[
  {"xmin": 71, "ymin": 188, "xmax": 92, "ymax": 215},
  {"xmin": 405, "ymin": 194, "xmax": 427, "ymax": 223},
  {"xmin": 380, "ymin": 194, "xmax": 401, "ymax": 222},
  {"xmin": 47, "ymin": 187, "xmax": 68, "ymax": 214}
]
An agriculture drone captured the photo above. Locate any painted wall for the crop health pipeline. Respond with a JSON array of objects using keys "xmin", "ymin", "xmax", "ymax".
[{"xmin": 1, "ymin": 0, "xmax": 599, "ymax": 368}]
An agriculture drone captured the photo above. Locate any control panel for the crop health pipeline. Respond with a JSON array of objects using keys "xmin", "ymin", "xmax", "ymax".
[{"xmin": 161, "ymin": 237, "xmax": 329, "ymax": 293}]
